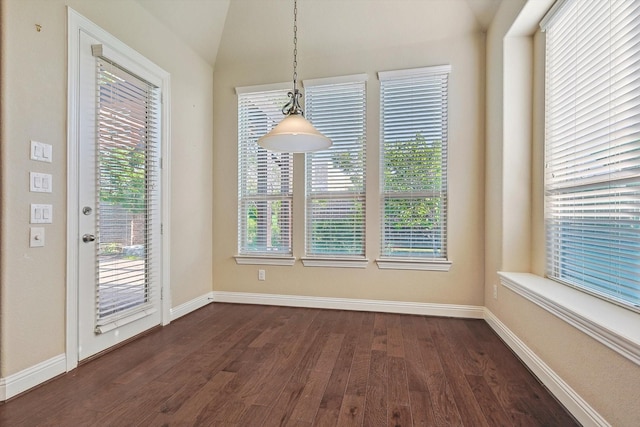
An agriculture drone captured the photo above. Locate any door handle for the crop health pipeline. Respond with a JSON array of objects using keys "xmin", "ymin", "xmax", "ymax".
[{"xmin": 82, "ymin": 234, "xmax": 96, "ymax": 243}]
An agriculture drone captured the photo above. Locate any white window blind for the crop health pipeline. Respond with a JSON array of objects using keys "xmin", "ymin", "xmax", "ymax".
[
  {"xmin": 95, "ymin": 56, "xmax": 161, "ymax": 330},
  {"xmin": 237, "ymin": 87, "xmax": 293, "ymax": 255},
  {"xmin": 544, "ymin": 0, "xmax": 640, "ymax": 310},
  {"xmin": 379, "ymin": 66, "xmax": 450, "ymax": 259},
  {"xmin": 305, "ymin": 76, "xmax": 367, "ymax": 257}
]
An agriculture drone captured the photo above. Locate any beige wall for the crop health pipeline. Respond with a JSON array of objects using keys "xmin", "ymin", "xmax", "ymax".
[
  {"xmin": 485, "ymin": 1, "xmax": 640, "ymax": 425},
  {"xmin": 0, "ymin": 0, "xmax": 213, "ymax": 376},
  {"xmin": 212, "ymin": 1, "xmax": 486, "ymax": 306}
]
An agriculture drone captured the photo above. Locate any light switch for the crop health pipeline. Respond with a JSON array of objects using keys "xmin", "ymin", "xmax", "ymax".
[
  {"xmin": 30, "ymin": 140, "xmax": 52, "ymax": 163},
  {"xmin": 30, "ymin": 172, "xmax": 52, "ymax": 193},
  {"xmin": 31, "ymin": 204, "xmax": 52, "ymax": 224},
  {"xmin": 30, "ymin": 227, "xmax": 45, "ymax": 247}
]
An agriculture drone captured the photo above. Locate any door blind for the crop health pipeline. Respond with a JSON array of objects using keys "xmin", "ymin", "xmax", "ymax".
[
  {"xmin": 237, "ymin": 88, "xmax": 293, "ymax": 255},
  {"xmin": 543, "ymin": 0, "xmax": 640, "ymax": 310},
  {"xmin": 305, "ymin": 77, "xmax": 367, "ymax": 257},
  {"xmin": 379, "ymin": 66, "xmax": 450, "ymax": 259},
  {"xmin": 95, "ymin": 55, "xmax": 161, "ymax": 331}
]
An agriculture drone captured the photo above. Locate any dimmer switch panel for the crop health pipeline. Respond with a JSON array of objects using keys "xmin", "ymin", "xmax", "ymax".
[
  {"xmin": 30, "ymin": 172, "xmax": 52, "ymax": 193},
  {"xmin": 30, "ymin": 140, "xmax": 52, "ymax": 162},
  {"xmin": 31, "ymin": 204, "xmax": 53, "ymax": 224}
]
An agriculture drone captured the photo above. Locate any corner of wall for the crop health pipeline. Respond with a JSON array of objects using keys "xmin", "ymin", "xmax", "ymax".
[{"xmin": 0, "ymin": 0, "xmax": 7, "ymax": 380}]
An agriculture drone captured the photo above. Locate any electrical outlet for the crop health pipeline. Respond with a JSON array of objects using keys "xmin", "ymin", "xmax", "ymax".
[
  {"xmin": 258, "ymin": 269, "xmax": 266, "ymax": 281},
  {"xmin": 493, "ymin": 283, "xmax": 498, "ymax": 299}
]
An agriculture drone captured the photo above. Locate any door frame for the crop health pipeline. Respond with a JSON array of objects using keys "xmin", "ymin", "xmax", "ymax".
[{"xmin": 66, "ymin": 7, "xmax": 172, "ymax": 371}]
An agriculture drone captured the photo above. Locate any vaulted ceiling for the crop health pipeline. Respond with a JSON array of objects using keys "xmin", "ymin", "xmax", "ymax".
[{"xmin": 135, "ymin": 0, "xmax": 501, "ymax": 69}]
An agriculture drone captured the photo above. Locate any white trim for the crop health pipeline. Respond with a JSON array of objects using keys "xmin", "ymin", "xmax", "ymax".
[
  {"xmin": 170, "ymin": 292, "xmax": 214, "ymax": 321},
  {"xmin": 211, "ymin": 291, "xmax": 484, "ymax": 318},
  {"xmin": 96, "ymin": 308, "xmax": 158, "ymax": 334},
  {"xmin": 301, "ymin": 257, "xmax": 369, "ymax": 268},
  {"xmin": 66, "ymin": 7, "xmax": 172, "ymax": 369},
  {"xmin": 499, "ymin": 272, "xmax": 640, "ymax": 366},
  {"xmin": 234, "ymin": 255, "xmax": 296, "ymax": 266},
  {"xmin": 0, "ymin": 354, "xmax": 66, "ymax": 401},
  {"xmin": 66, "ymin": 7, "xmax": 81, "ymax": 372},
  {"xmin": 159, "ymin": 60, "xmax": 172, "ymax": 328},
  {"xmin": 303, "ymin": 73, "xmax": 369, "ymax": 87},
  {"xmin": 378, "ymin": 64, "xmax": 452, "ymax": 81},
  {"xmin": 484, "ymin": 309, "xmax": 610, "ymax": 427},
  {"xmin": 376, "ymin": 258, "xmax": 452, "ymax": 271},
  {"xmin": 235, "ymin": 82, "xmax": 291, "ymax": 95}
]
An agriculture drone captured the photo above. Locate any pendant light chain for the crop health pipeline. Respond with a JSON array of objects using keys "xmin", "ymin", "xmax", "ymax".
[
  {"xmin": 281, "ymin": 0, "xmax": 304, "ymax": 116},
  {"xmin": 293, "ymin": 0, "xmax": 298, "ymax": 89}
]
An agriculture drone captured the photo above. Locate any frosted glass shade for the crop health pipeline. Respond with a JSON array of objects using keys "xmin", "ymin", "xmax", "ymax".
[{"xmin": 258, "ymin": 114, "xmax": 332, "ymax": 153}]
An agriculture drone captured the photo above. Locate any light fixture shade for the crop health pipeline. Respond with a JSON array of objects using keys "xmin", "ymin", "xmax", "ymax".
[{"xmin": 257, "ymin": 114, "xmax": 332, "ymax": 153}]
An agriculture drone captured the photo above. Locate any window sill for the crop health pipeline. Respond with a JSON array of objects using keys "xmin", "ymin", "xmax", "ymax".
[
  {"xmin": 498, "ymin": 272, "xmax": 640, "ymax": 366},
  {"xmin": 234, "ymin": 255, "xmax": 296, "ymax": 266},
  {"xmin": 301, "ymin": 257, "xmax": 369, "ymax": 268},
  {"xmin": 376, "ymin": 258, "xmax": 452, "ymax": 271}
]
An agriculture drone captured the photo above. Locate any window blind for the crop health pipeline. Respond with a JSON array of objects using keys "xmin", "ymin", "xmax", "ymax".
[
  {"xmin": 305, "ymin": 77, "xmax": 367, "ymax": 257},
  {"xmin": 95, "ymin": 56, "xmax": 161, "ymax": 331},
  {"xmin": 238, "ymin": 88, "xmax": 293, "ymax": 255},
  {"xmin": 544, "ymin": 0, "xmax": 640, "ymax": 310},
  {"xmin": 379, "ymin": 66, "xmax": 450, "ymax": 259}
]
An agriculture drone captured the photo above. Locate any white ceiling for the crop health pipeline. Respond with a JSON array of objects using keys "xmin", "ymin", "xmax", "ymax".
[{"xmin": 135, "ymin": 0, "xmax": 501, "ymax": 69}]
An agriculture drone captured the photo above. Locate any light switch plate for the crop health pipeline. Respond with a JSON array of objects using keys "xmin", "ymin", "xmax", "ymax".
[
  {"xmin": 30, "ymin": 227, "xmax": 45, "ymax": 247},
  {"xmin": 30, "ymin": 172, "xmax": 52, "ymax": 193},
  {"xmin": 30, "ymin": 140, "xmax": 52, "ymax": 163},
  {"xmin": 31, "ymin": 204, "xmax": 53, "ymax": 224}
]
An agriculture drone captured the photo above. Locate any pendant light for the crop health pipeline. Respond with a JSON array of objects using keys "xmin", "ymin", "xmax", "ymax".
[{"xmin": 257, "ymin": 0, "xmax": 332, "ymax": 153}]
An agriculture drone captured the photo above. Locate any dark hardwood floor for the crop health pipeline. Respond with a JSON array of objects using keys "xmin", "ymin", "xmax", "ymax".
[{"xmin": 0, "ymin": 303, "xmax": 578, "ymax": 426}]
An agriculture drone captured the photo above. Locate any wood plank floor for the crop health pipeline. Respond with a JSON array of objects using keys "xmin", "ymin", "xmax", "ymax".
[{"xmin": 0, "ymin": 303, "xmax": 578, "ymax": 426}]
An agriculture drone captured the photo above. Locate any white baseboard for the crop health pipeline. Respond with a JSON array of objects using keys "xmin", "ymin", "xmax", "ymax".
[
  {"xmin": 0, "ymin": 354, "xmax": 66, "ymax": 401},
  {"xmin": 484, "ymin": 309, "xmax": 609, "ymax": 427},
  {"xmin": 211, "ymin": 291, "xmax": 485, "ymax": 319},
  {"xmin": 170, "ymin": 291, "xmax": 214, "ymax": 321}
]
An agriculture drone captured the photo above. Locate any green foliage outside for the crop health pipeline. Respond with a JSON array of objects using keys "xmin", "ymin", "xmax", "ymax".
[
  {"xmin": 308, "ymin": 139, "xmax": 365, "ymax": 255},
  {"xmin": 99, "ymin": 145, "xmax": 148, "ymax": 214},
  {"xmin": 384, "ymin": 133, "xmax": 442, "ymax": 229},
  {"xmin": 330, "ymin": 147, "xmax": 364, "ymax": 190},
  {"xmin": 246, "ymin": 200, "xmax": 288, "ymax": 251},
  {"xmin": 243, "ymin": 132, "xmax": 443, "ymax": 255},
  {"xmin": 383, "ymin": 133, "xmax": 443, "ymax": 254},
  {"xmin": 309, "ymin": 198, "xmax": 364, "ymax": 255}
]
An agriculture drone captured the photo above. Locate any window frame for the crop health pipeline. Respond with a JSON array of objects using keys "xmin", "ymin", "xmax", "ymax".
[
  {"xmin": 376, "ymin": 65, "xmax": 452, "ymax": 271},
  {"xmin": 302, "ymin": 74, "xmax": 369, "ymax": 268},
  {"xmin": 542, "ymin": 0, "xmax": 640, "ymax": 312},
  {"xmin": 235, "ymin": 83, "xmax": 296, "ymax": 265}
]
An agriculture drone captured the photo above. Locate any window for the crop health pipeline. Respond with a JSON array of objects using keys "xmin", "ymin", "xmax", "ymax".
[
  {"xmin": 304, "ymin": 75, "xmax": 367, "ymax": 261},
  {"xmin": 379, "ymin": 66, "xmax": 450, "ymax": 265},
  {"xmin": 543, "ymin": 0, "xmax": 640, "ymax": 310},
  {"xmin": 94, "ymin": 52, "xmax": 162, "ymax": 330},
  {"xmin": 237, "ymin": 85, "xmax": 293, "ymax": 256}
]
